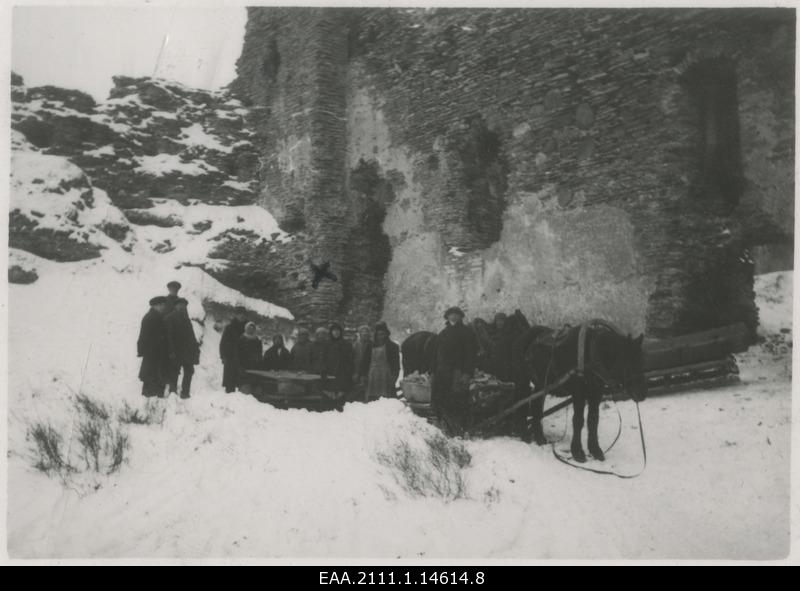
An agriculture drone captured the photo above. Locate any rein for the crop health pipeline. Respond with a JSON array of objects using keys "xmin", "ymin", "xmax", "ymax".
[
  {"xmin": 551, "ymin": 400, "xmax": 647, "ymax": 479},
  {"xmin": 565, "ymin": 320, "xmax": 647, "ymax": 477},
  {"xmin": 474, "ymin": 320, "xmax": 647, "ymax": 478}
]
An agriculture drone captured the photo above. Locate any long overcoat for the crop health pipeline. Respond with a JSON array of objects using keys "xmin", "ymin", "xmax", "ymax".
[{"xmin": 137, "ymin": 308, "xmax": 170, "ymax": 384}]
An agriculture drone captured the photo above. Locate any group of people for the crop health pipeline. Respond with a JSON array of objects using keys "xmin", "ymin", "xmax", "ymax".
[
  {"xmin": 136, "ymin": 281, "xmax": 200, "ymax": 399},
  {"xmin": 219, "ymin": 311, "xmax": 401, "ymax": 402},
  {"xmin": 136, "ymin": 281, "xmax": 490, "ymax": 421}
]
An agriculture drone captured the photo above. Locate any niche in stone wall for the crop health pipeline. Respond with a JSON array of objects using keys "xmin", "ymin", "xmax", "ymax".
[
  {"xmin": 338, "ymin": 159, "xmax": 393, "ymax": 320},
  {"xmin": 443, "ymin": 115, "xmax": 509, "ymax": 250},
  {"xmin": 682, "ymin": 57, "xmax": 744, "ymax": 210},
  {"xmin": 261, "ymin": 38, "xmax": 281, "ymax": 82}
]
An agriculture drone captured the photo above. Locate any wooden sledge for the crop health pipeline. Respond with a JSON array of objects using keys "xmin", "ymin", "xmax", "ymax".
[
  {"xmin": 244, "ymin": 370, "xmax": 346, "ymax": 411},
  {"xmin": 643, "ymin": 323, "xmax": 748, "ymax": 396}
]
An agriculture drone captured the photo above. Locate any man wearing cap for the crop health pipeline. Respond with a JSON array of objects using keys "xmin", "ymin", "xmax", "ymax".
[
  {"xmin": 165, "ymin": 297, "xmax": 200, "ymax": 399},
  {"xmin": 220, "ymin": 306, "xmax": 248, "ymax": 393},
  {"xmin": 432, "ymin": 306, "xmax": 478, "ymax": 431},
  {"xmin": 165, "ymin": 281, "xmax": 182, "ymax": 315},
  {"xmin": 137, "ymin": 296, "xmax": 171, "ymax": 398}
]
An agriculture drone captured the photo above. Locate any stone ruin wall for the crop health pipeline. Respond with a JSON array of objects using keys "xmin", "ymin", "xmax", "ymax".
[{"xmin": 232, "ymin": 7, "xmax": 794, "ymax": 339}]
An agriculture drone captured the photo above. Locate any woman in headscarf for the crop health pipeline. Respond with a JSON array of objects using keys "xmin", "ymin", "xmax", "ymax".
[
  {"xmin": 351, "ymin": 325, "xmax": 372, "ymax": 400},
  {"xmin": 262, "ymin": 334, "xmax": 292, "ymax": 371},
  {"xmin": 361, "ymin": 322, "xmax": 400, "ymax": 402},
  {"xmin": 236, "ymin": 322, "xmax": 263, "ymax": 393}
]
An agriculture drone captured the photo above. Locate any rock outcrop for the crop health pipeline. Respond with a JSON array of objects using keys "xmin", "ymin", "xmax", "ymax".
[{"xmin": 10, "ymin": 74, "xmax": 306, "ymax": 313}]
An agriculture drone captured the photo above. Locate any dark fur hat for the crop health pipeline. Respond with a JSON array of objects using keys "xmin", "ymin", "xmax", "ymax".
[{"xmin": 443, "ymin": 306, "xmax": 465, "ymax": 319}]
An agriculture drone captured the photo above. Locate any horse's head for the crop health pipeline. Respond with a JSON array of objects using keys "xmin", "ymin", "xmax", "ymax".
[
  {"xmin": 616, "ymin": 333, "xmax": 646, "ymax": 402},
  {"xmin": 594, "ymin": 329, "xmax": 646, "ymax": 401}
]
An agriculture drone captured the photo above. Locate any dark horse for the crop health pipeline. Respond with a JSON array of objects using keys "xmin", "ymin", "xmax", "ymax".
[
  {"xmin": 401, "ymin": 331, "xmax": 438, "ymax": 375},
  {"xmin": 401, "ymin": 310, "xmax": 531, "ymax": 377},
  {"xmin": 515, "ymin": 322, "xmax": 647, "ymax": 462}
]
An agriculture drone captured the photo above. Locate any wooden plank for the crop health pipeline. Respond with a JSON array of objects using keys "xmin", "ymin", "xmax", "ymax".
[
  {"xmin": 645, "ymin": 357, "xmax": 736, "ymax": 380},
  {"xmin": 644, "ymin": 323, "xmax": 748, "ymax": 371},
  {"xmin": 645, "ymin": 337, "xmax": 739, "ymax": 366},
  {"xmin": 246, "ymin": 370, "xmax": 323, "ymax": 383},
  {"xmin": 645, "ymin": 373, "xmax": 740, "ymax": 397},
  {"xmin": 645, "ymin": 323, "xmax": 748, "ymax": 354}
]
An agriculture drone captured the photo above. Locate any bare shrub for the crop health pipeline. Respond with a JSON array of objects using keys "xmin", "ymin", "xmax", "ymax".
[
  {"xmin": 74, "ymin": 393, "xmax": 110, "ymax": 421},
  {"xmin": 27, "ymin": 393, "xmax": 134, "ymax": 483},
  {"xmin": 29, "ymin": 422, "xmax": 74, "ymax": 475},
  {"xmin": 118, "ymin": 400, "xmax": 164, "ymax": 425},
  {"xmin": 377, "ymin": 431, "xmax": 472, "ymax": 500},
  {"xmin": 78, "ymin": 396, "xmax": 130, "ymax": 474},
  {"xmin": 76, "ymin": 418, "xmax": 103, "ymax": 472},
  {"xmin": 108, "ymin": 430, "xmax": 129, "ymax": 474}
]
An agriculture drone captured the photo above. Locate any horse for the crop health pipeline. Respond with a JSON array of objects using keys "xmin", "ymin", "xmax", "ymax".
[
  {"xmin": 472, "ymin": 310, "xmax": 531, "ymax": 377},
  {"xmin": 400, "ymin": 331, "xmax": 438, "ymax": 376},
  {"xmin": 402, "ymin": 310, "xmax": 531, "ymax": 378},
  {"xmin": 516, "ymin": 322, "xmax": 647, "ymax": 462}
]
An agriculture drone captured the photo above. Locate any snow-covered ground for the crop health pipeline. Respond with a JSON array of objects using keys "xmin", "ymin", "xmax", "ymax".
[{"xmin": 5, "ymin": 249, "xmax": 793, "ymax": 559}]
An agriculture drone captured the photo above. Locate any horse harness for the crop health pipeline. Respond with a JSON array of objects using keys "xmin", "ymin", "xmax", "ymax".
[
  {"xmin": 542, "ymin": 319, "xmax": 625, "ymax": 392},
  {"xmin": 577, "ymin": 319, "xmax": 629, "ymax": 392},
  {"xmin": 479, "ymin": 320, "xmax": 617, "ymax": 428},
  {"xmin": 476, "ymin": 320, "xmax": 648, "ymax": 478},
  {"xmin": 559, "ymin": 319, "xmax": 647, "ymax": 479}
]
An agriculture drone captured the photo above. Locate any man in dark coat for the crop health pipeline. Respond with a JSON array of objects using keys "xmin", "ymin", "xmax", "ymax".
[
  {"xmin": 137, "ymin": 296, "xmax": 171, "ymax": 398},
  {"xmin": 236, "ymin": 322, "xmax": 263, "ymax": 393},
  {"xmin": 263, "ymin": 334, "xmax": 292, "ymax": 371},
  {"xmin": 325, "ymin": 323, "xmax": 354, "ymax": 395},
  {"xmin": 432, "ymin": 306, "xmax": 478, "ymax": 430},
  {"xmin": 164, "ymin": 281, "xmax": 182, "ymax": 315},
  {"xmin": 488, "ymin": 312, "xmax": 515, "ymax": 382},
  {"xmin": 165, "ymin": 297, "xmax": 200, "ymax": 399},
  {"xmin": 220, "ymin": 306, "xmax": 247, "ymax": 393},
  {"xmin": 290, "ymin": 328, "xmax": 314, "ymax": 372}
]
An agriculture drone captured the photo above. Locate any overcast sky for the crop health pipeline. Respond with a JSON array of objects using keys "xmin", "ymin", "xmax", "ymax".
[{"xmin": 12, "ymin": 5, "xmax": 247, "ymax": 101}]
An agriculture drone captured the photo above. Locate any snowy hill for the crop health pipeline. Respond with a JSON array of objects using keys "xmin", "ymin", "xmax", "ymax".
[{"xmin": 10, "ymin": 74, "xmax": 331, "ymax": 318}]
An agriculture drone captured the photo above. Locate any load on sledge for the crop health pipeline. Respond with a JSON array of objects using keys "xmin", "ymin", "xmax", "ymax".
[{"xmin": 402, "ymin": 370, "xmax": 518, "ymax": 436}]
